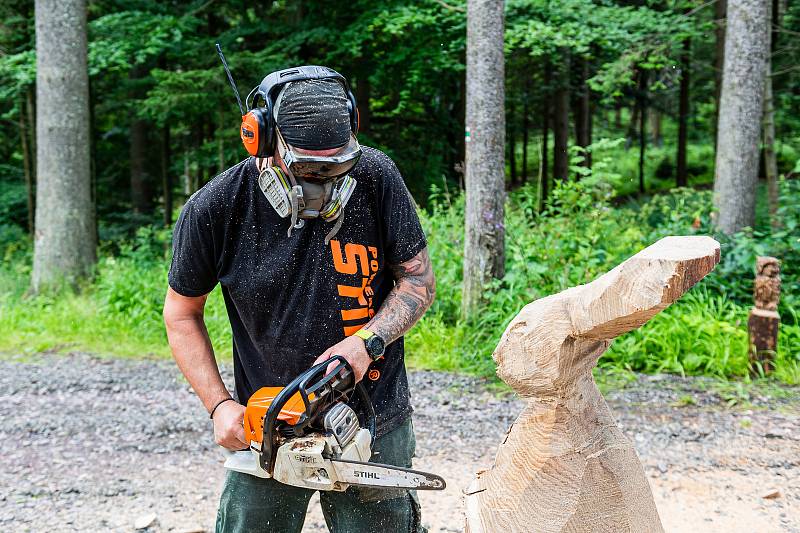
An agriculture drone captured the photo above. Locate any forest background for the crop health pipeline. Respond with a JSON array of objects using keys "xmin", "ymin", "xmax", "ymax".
[{"xmin": 1, "ymin": 0, "xmax": 799, "ymax": 385}]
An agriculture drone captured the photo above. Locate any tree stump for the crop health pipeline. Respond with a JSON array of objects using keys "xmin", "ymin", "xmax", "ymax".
[
  {"xmin": 465, "ymin": 236, "xmax": 721, "ymax": 533},
  {"xmin": 748, "ymin": 256, "xmax": 781, "ymax": 374}
]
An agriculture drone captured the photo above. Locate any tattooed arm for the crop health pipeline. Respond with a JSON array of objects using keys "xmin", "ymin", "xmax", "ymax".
[
  {"xmin": 314, "ymin": 247, "xmax": 435, "ymax": 380},
  {"xmin": 365, "ymin": 247, "xmax": 436, "ymax": 344}
]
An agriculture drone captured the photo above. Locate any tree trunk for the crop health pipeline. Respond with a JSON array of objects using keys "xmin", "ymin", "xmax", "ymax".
[
  {"xmin": 677, "ymin": 37, "xmax": 691, "ymax": 188},
  {"xmin": 129, "ymin": 65, "xmax": 153, "ymax": 213},
  {"xmin": 553, "ymin": 56, "xmax": 570, "ymax": 182},
  {"xmin": 193, "ymin": 118, "xmax": 205, "ymax": 192},
  {"xmin": 183, "ymin": 152, "xmax": 192, "ymax": 197},
  {"xmin": 130, "ymin": 117, "xmax": 152, "ymax": 213},
  {"xmin": 540, "ymin": 62, "xmax": 551, "ymax": 211},
  {"xmin": 217, "ymin": 112, "xmax": 225, "ymax": 174},
  {"xmin": 625, "ymin": 104, "xmax": 639, "ymax": 150},
  {"xmin": 574, "ymin": 56, "xmax": 591, "ymax": 171},
  {"xmin": 638, "ymin": 69, "xmax": 647, "ymax": 194},
  {"xmin": 26, "ymin": 86, "xmax": 37, "ymax": 180},
  {"xmin": 540, "ymin": 102, "xmax": 549, "ymax": 211},
  {"xmin": 714, "ymin": 0, "xmax": 769, "ymax": 235},
  {"xmin": 89, "ymin": 81, "xmax": 98, "ymax": 249},
  {"xmin": 19, "ymin": 97, "xmax": 35, "ymax": 235},
  {"xmin": 465, "ymin": 236, "xmax": 721, "ymax": 533},
  {"xmin": 508, "ymin": 99, "xmax": 517, "ymax": 187},
  {"xmin": 521, "ymin": 91, "xmax": 529, "ymax": 185},
  {"xmin": 32, "ymin": 0, "xmax": 95, "ymax": 292},
  {"xmin": 356, "ymin": 75, "xmax": 371, "ymax": 135},
  {"xmin": 162, "ymin": 125, "xmax": 173, "ymax": 227},
  {"xmin": 763, "ymin": 67, "xmax": 778, "ymax": 229},
  {"xmin": 763, "ymin": 0, "xmax": 779, "ymax": 228},
  {"xmin": 650, "ymin": 110, "xmax": 662, "ymax": 147},
  {"xmin": 587, "ymin": 95, "xmax": 593, "ymax": 166},
  {"xmin": 205, "ymin": 118, "xmax": 216, "ymax": 183},
  {"xmin": 714, "ymin": 0, "xmax": 728, "ymax": 151},
  {"xmin": 457, "ymin": 72, "xmax": 467, "ymax": 190},
  {"xmin": 462, "ymin": 0, "xmax": 505, "ymax": 318}
]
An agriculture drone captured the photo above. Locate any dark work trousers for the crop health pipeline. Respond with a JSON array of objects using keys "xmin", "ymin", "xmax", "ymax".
[{"xmin": 215, "ymin": 418, "xmax": 426, "ymax": 533}]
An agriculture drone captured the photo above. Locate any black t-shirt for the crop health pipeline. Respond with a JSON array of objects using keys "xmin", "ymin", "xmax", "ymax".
[{"xmin": 168, "ymin": 147, "xmax": 427, "ymax": 436}]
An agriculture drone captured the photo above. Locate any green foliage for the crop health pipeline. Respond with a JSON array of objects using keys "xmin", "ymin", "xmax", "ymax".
[
  {"xmin": 409, "ymin": 171, "xmax": 800, "ymax": 384},
  {"xmin": 505, "ymin": 0, "xmax": 693, "ymax": 99},
  {"xmin": 0, "ymin": 178, "xmax": 27, "ymax": 227},
  {"xmin": 1, "ymin": 176, "xmax": 798, "ymax": 384},
  {"xmin": 0, "ymin": 225, "xmax": 230, "ymax": 359},
  {"xmin": 604, "ymin": 288, "xmax": 750, "ymax": 377}
]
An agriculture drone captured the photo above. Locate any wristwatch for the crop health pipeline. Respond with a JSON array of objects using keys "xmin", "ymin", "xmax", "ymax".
[{"xmin": 354, "ymin": 329, "xmax": 386, "ymax": 361}]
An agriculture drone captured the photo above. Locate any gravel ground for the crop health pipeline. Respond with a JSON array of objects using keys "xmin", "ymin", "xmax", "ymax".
[{"xmin": 0, "ymin": 352, "xmax": 798, "ymax": 532}]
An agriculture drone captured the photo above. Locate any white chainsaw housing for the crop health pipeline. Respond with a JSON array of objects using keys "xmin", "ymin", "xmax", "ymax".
[{"xmin": 224, "ymin": 428, "xmax": 372, "ymax": 491}]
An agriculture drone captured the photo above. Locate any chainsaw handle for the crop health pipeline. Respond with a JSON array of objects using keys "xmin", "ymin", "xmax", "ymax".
[
  {"xmin": 260, "ymin": 355, "xmax": 354, "ymax": 474},
  {"xmin": 299, "ymin": 357, "xmax": 376, "ymax": 446},
  {"xmin": 297, "ymin": 355, "xmax": 352, "ymax": 414}
]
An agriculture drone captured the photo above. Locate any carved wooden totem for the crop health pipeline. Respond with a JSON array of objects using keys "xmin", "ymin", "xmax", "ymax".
[{"xmin": 748, "ymin": 256, "xmax": 781, "ymax": 373}]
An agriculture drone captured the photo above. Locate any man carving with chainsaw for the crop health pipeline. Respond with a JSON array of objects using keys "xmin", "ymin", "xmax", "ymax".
[{"xmin": 163, "ymin": 65, "xmax": 435, "ymax": 532}]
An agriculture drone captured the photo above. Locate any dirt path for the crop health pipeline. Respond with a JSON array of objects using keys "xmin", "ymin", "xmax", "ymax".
[{"xmin": 1, "ymin": 353, "xmax": 798, "ymax": 532}]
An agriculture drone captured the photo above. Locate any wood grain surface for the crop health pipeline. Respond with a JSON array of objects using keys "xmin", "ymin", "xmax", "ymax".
[{"xmin": 465, "ymin": 236, "xmax": 721, "ymax": 533}]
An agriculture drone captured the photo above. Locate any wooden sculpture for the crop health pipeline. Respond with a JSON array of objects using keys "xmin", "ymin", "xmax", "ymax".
[
  {"xmin": 465, "ymin": 236, "xmax": 721, "ymax": 533},
  {"xmin": 748, "ymin": 256, "xmax": 781, "ymax": 374}
]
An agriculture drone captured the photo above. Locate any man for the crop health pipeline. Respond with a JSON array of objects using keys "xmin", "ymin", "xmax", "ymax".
[{"xmin": 163, "ymin": 68, "xmax": 435, "ymax": 533}]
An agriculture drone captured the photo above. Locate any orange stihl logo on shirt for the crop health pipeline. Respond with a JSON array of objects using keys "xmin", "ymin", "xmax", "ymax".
[
  {"xmin": 368, "ymin": 369, "xmax": 381, "ymax": 381},
  {"xmin": 330, "ymin": 240, "xmax": 379, "ymax": 336}
]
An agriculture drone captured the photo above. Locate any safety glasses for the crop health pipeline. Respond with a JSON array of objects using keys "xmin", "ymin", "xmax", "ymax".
[{"xmin": 276, "ymin": 128, "xmax": 362, "ymax": 181}]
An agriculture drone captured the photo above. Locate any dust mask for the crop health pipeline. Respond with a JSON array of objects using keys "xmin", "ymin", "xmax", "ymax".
[{"xmin": 258, "ymin": 162, "xmax": 357, "ymax": 244}]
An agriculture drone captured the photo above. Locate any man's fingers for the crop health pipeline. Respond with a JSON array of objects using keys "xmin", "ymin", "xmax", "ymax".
[
  {"xmin": 223, "ymin": 439, "xmax": 247, "ymax": 451},
  {"xmin": 326, "ymin": 359, "xmax": 339, "ymax": 376},
  {"xmin": 233, "ymin": 426, "xmax": 247, "ymax": 447},
  {"xmin": 221, "ymin": 424, "xmax": 248, "ymax": 451},
  {"xmin": 313, "ymin": 349, "xmax": 333, "ymax": 367}
]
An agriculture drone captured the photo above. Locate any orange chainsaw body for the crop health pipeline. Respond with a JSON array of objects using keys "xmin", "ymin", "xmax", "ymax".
[{"xmin": 243, "ymin": 387, "xmax": 314, "ymax": 445}]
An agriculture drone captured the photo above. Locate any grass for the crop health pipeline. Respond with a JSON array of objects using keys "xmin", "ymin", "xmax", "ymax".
[{"xmin": 0, "ymin": 240, "xmax": 233, "ymax": 362}]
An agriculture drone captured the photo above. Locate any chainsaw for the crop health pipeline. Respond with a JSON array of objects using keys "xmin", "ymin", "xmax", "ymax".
[{"xmin": 223, "ymin": 355, "xmax": 445, "ymax": 492}]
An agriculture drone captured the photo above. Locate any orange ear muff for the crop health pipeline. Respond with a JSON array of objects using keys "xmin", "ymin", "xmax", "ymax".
[{"xmin": 241, "ymin": 112, "xmax": 261, "ymax": 156}]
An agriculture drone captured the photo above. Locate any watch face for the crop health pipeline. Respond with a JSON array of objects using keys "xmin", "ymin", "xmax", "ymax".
[{"xmin": 366, "ymin": 335, "xmax": 385, "ymax": 359}]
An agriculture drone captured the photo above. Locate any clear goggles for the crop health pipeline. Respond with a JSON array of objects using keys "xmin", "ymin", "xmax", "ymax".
[{"xmin": 276, "ymin": 128, "xmax": 362, "ymax": 181}]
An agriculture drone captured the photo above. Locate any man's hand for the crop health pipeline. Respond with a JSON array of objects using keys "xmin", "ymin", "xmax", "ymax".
[
  {"xmin": 313, "ymin": 335, "xmax": 372, "ymax": 382},
  {"xmin": 212, "ymin": 400, "xmax": 248, "ymax": 451}
]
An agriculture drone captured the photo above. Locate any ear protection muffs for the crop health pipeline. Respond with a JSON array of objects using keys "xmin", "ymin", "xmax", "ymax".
[{"xmin": 240, "ymin": 65, "xmax": 359, "ymax": 158}]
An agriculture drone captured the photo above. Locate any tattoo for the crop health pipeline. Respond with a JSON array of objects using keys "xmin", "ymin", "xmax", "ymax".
[{"xmin": 366, "ymin": 248, "xmax": 436, "ymax": 345}]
